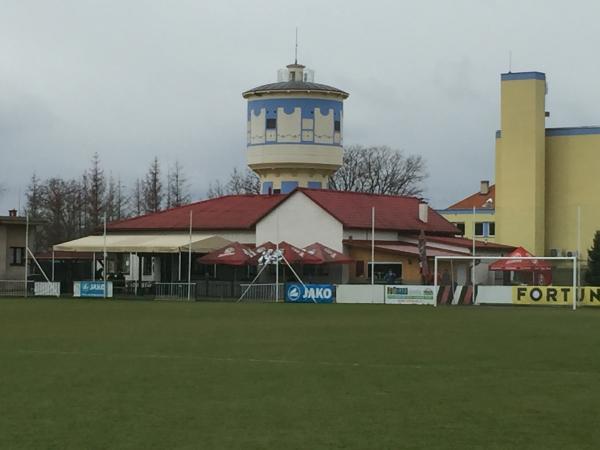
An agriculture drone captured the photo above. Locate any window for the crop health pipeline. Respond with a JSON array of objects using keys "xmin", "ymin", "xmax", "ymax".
[
  {"xmin": 334, "ymin": 120, "xmax": 341, "ymax": 132},
  {"xmin": 116, "ymin": 254, "xmax": 130, "ymax": 275},
  {"xmin": 266, "ymin": 118, "xmax": 277, "ymax": 130},
  {"xmin": 261, "ymin": 181, "xmax": 273, "ymax": 195},
  {"xmin": 142, "ymin": 257, "xmax": 152, "ymax": 276},
  {"xmin": 474, "ymin": 222, "xmax": 484, "ymax": 236},
  {"xmin": 489, "ymin": 222, "xmax": 496, "ymax": 236},
  {"xmin": 10, "ymin": 247, "xmax": 25, "ymax": 266},
  {"xmin": 368, "ymin": 262, "xmax": 402, "ymax": 283},
  {"xmin": 281, "ymin": 181, "xmax": 298, "ymax": 194},
  {"xmin": 307, "ymin": 181, "xmax": 322, "ymax": 189},
  {"xmin": 454, "ymin": 222, "xmax": 465, "ymax": 235}
]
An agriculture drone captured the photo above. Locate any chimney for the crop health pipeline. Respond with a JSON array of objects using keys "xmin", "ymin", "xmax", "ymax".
[
  {"xmin": 480, "ymin": 180, "xmax": 490, "ymax": 195},
  {"xmin": 8, "ymin": 209, "xmax": 17, "ymax": 217},
  {"xmin": 418, "ymin": 202, "xmax": 428, "ymax": 223}
]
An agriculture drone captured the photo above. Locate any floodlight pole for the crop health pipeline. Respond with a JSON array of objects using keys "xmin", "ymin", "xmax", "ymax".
[{"xmin": 51, "ymin": 250, "xmax": 55, "ymax": 282}]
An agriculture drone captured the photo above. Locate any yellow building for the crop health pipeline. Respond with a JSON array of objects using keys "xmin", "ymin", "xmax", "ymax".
[
  {"xmin": 444, "ymin": 71, "xmax": 600, "ymax": 262},
  {"xmin": 495, "ymin": 71, "xmax": 600, "ymax": 259}
]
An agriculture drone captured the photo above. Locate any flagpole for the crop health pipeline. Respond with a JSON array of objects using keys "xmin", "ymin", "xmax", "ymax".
[
  {"xmin": 371, "ymin": 206, "xmax": 375, "ymax": 285},
  {"xmin": 472, "ymin": 206, "xmax": 476, "ymax": 291},
  {"xmin": 103, "ymin": 213, "xmax": 107, "ymax": 299},
  {"xmin": 24, "ymin": 213, "xmax": 29, "ymax": 298},
  {"xmin": 188, "ymin": 210, "xmax": 193, "ymax": 301}
]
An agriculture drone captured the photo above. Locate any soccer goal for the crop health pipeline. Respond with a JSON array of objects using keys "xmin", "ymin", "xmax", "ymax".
[{"xmin": 433, "ymin": 255, "xmax": 578, "ymax": 310}]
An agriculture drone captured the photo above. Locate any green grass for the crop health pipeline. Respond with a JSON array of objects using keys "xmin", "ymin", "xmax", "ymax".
[{"xmin": 1, "ymin": 299, "xmax": 600, "ymax": 449}]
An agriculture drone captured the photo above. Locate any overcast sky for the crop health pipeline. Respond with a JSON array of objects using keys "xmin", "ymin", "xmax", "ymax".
[{"xmin": 1, "ymin": 0, "xmax": 599, "ymax": 213}]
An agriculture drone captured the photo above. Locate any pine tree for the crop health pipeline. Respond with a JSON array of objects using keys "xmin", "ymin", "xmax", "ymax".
[
  {"xmin": 585, "ymin": 231, "xmax": 600, "ymax": 286},
  {"xmin": 143, "ymin": 157, "xmax": 163, "ymax": 213},
  {"xmin": 86, "ymin": 152, "xmax": 106, "ymax": 230},
  {"xmin": 167, "ymin": 161, "xmax": 190, "ymax": 208}
]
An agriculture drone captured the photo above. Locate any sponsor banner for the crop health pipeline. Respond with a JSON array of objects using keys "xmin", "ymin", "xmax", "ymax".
[
  {"xmin": 285, "ymin": 283, "xmax": 334, "ymax": 303},
  {"xmin": 512, "ymin": 286, "xmax": 600, "ymax": 306},
  {"xmin": 336, "ymin": 285, "xmax": 384, "ymax": 304},
  {"xmin": 74, "ymin": 281, "xmax": 113, "ymax": 298},
  {"xmin": 385, "ymin": 285, "xmax": 435, "ymax": 305}
]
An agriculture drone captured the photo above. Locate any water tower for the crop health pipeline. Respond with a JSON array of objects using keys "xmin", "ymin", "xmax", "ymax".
[{"xmin": 242, "ymin": 62, "xmax": 349, "ymax": 194}]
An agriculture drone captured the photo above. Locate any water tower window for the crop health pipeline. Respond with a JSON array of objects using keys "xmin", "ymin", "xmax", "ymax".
[
  {"xmin": 289, "ymin": 71, "xmax": 296, "ymax": 81},
  {"xmin": 266, "ymin": 118, "xmax": 277, "ymax": 130},
  {"xmin": 334, "ymin": 120, "xmax": 341, "ymax": 132}
]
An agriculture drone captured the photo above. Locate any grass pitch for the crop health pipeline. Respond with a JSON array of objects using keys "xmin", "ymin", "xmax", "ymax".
[{"xmin": 1, "ymin": 299, "xmax": 600, "ymax": 449}]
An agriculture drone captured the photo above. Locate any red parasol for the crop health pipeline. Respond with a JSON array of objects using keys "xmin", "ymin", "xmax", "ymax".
[
  {"xmin": 197, "ymin": 242, "xmax": 258, "ymax": 266},
  {"xmin": 489, "ymin": 247, "xmax": 552, "ymax": 271},
  {"xmin": 254, "ymin": 241, "xmax": 323, "ymax": 264},
  {"xmin": 304, "ymin": 242, "xmax": 354, "ymax": 264}
]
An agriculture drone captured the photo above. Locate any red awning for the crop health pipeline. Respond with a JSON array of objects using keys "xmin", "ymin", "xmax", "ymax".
[
  {"xmin": 489, "ymin": 247, "xmax": 552, "ymax": 271},
  {"xmin": 255, "ymin": 241, "xmax": 323, "ymax": 264},
  {"xmin": 197, "ymin": 242, "xmax": 258, "ymax": 266},
  {"xmin": 304, "ymin": 242, "xmax": 354, "ymax": 264}
]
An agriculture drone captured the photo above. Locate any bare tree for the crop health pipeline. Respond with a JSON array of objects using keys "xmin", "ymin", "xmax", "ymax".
[
  {"xmin": 24, "ymin": 173, "xmax": 43, "ymax": 219},
  {"xmin": 206, "ymin": 180, "xmax": 227, "ymax": 199},
  {"xmin": 227, "ymin": 168, "xmax": 260, "ymax": 195},
  {"xmin": 167, "ymin": 161, "xmax": 190, "ymax": 208},
  {"xmin": 329, "ymin": 145, "xmax": 427, "ymax": 197},
  {"xmin": 143, "ymin": 157, "xmax": 163, "ymax": 213},
  {"xmin": 207, "ymin": 168, "xmax": 260, "ymax": 198},
  {"xmin": 86, "ymin": 152, "xmax": 106, "ymax": 230},
  {"xmin": 131, "ymin": 178, "xmax": 144, "ymax": 216}
]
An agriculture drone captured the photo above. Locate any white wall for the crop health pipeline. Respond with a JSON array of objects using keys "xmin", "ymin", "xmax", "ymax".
[
  {"xmin": 256, "ymin": 191, "xmax": 344, "ymax": 251},
  {"xmin": 336, "ymin": 284, "xmax": 384, "ymax": 304}
]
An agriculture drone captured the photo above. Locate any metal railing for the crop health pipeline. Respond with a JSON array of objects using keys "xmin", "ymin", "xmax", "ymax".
[
  {"xmin": 154, "ymin": 282, "xmax": 195, "ymax": 300},
  {"xmin": 0, "ymin": 280, "xmax": 34, "ymax": 297},
  {"xmin": 239, "ymin": 283, "xmax": 284, "ymax": 303}
]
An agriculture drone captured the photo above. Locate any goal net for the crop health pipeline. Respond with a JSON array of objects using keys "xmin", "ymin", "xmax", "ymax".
[{"xmin": 432, "ymin": 255, "xmax": 580, "ymax": 309}]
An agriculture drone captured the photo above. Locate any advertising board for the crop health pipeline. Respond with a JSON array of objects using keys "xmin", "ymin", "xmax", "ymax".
[
  {"xmin": 385, "ymin": 285, "xmax": 435, "ymax": 305},
  {"xmin": 285, "ymin": 283, "xmax": 334, "ymax": 303}
]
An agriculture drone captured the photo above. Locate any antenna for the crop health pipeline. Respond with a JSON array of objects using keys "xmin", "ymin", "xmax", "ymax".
[
  {"xmin": 509, "ymin": 50, "xmax": 512, "ymax": 73},
  {"xmin": 295, "ymin": 27, "xmax": 298, "ymax": 64}
]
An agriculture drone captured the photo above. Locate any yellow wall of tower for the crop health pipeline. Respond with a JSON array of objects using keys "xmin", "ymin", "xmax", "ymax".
[{"xmin": 495, "ymin": 74, "xmax": 547, "ymax": 256}]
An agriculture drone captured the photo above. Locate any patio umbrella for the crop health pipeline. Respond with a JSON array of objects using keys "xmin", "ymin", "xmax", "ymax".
[
  {"xmin": 304, "ymin": 242, "xmax": 354, "ymax": 264},
  {"xmin": 254, "ymin": 241, "xmax": 323, "ymax": 264},
  {"xmin": 489, "ymin": 247, "xmax": 552, "ymax": 271},
  {"xmin": 197, "ymin": 242, "xmax": 258, "ymax": 266}
]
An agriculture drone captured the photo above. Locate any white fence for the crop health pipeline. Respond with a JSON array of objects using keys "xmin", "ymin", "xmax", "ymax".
[{"xmin": 34, "ymin": 282, "xmax": 61, "ymax": 297}]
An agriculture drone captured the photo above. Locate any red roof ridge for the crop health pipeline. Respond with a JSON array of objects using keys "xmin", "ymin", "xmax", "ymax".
[
  {"xmin": 296, "ymin": 187, "xmax": 423, "ymax": 202},
  {"xmin": 445, "ymin": 184, "xmax": 496, "ymax": 210},
  {"xmin": 107, "ymin": 192, "xmax": 286, "ymax": 229}
]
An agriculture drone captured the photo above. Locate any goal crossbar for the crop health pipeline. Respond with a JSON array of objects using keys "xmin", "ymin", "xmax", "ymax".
[{"xmin": 433, "ymin": 255, "xmax": 577, "ymax": 310}]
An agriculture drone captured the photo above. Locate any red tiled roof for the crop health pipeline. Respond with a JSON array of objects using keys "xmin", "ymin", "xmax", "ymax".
[
  {"xmin": 446, "ymin": 185, "xmax": 495, "ymax": 210},
  {"xmin": 424, "ymin": 235, "xmax": 515, "ymax": 251},
  {"xmin": 298, "ymin": 189, "xmax": 458, "ymax": 234},
  {"xmin": 107, "ymin": 189, "xmax": 459, "ymax": 235},
  {"xmin": 107, "ymin": 194, "xmax": 287, "ymax": 231}
]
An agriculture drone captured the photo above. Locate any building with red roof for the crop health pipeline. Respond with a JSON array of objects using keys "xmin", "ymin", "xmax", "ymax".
[{"xmin": 437, "ymin": 180, "xmax": 496, "ymax": 243}]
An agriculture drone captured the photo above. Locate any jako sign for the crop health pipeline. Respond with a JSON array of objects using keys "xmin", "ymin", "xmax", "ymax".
[{"xmin": 285, "ymin": 283, "xmax": 334, "ymax": 303}]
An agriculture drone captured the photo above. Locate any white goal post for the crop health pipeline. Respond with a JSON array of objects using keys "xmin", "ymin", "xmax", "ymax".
[{"xmin": 433, "ymin": 255, "xmax": 577, "ymax": 310}]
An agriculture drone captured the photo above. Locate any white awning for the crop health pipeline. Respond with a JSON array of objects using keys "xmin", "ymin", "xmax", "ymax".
[{"xmin": 53, "ymin": 233, "xmax": 231, "ymax": 253}]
